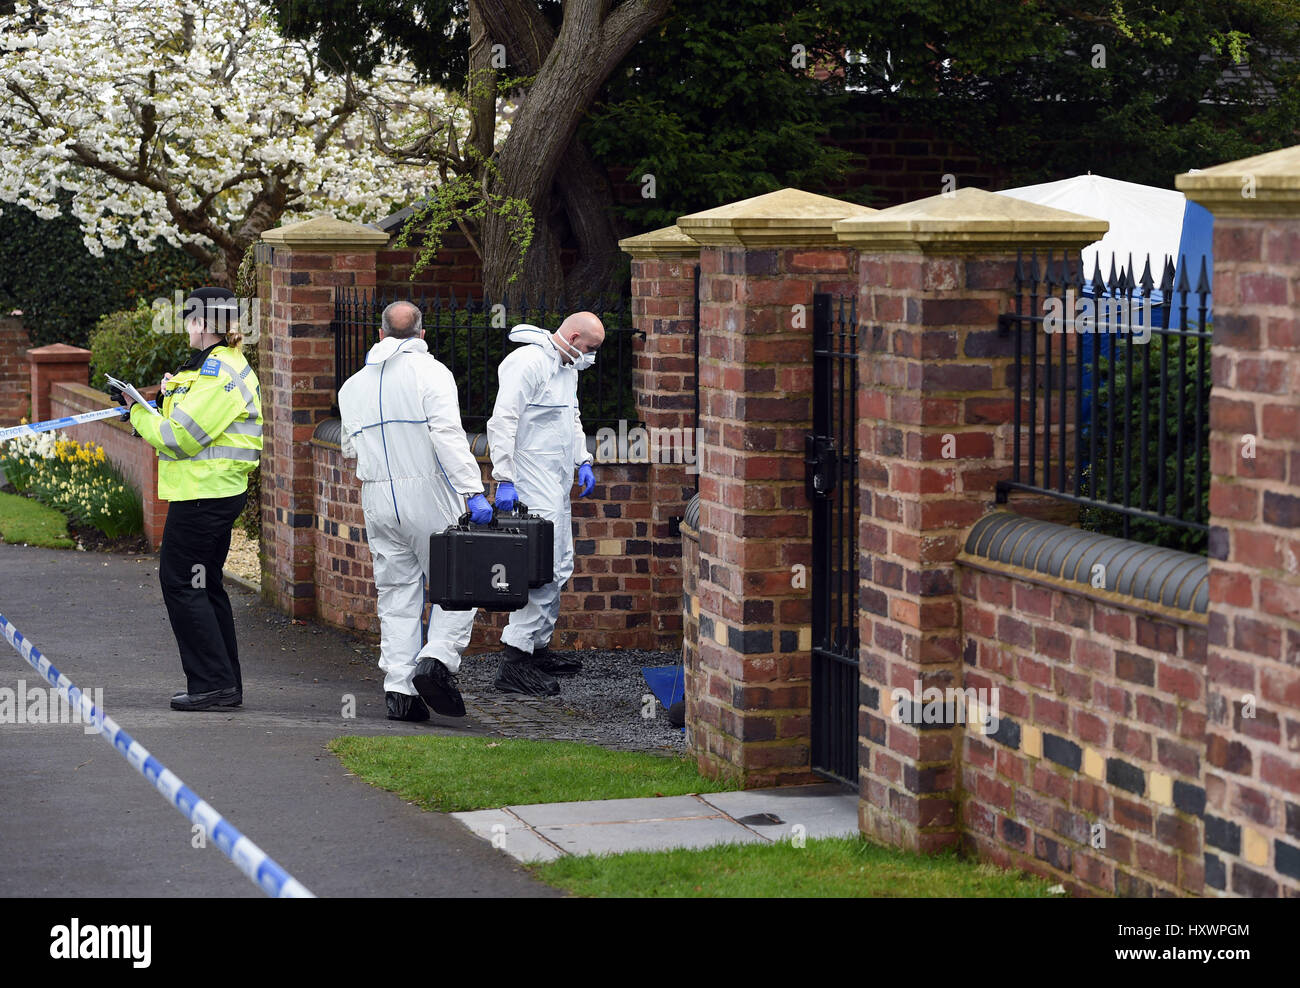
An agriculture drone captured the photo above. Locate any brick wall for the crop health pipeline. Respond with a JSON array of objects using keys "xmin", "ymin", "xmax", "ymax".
[
  {"xmin": 309, "ymin": 433, "xmax": 656, "ymax": 652},
  {"xmin": 260, "ymin": 218, "xmax": 385, "ymax": 618},
  {"xmin": 375, "ymin": 226, "xmax": 581, "ymax": 302},
  {"xmin": 48, "ymin": 382, "xmax": 168, "ymax": 546},
  {"xmin": 0, "ymin": 316, "xmax": 31, "ymax": 425},
  {"xmin": 1199, "ymin": 214, "xmax": 1300, "ymax": 896},
  {"xmin": 958, "ymin": 560, "xmax": 1209, "ymax": 896},
  {"xmin": 377, "ymin": 229, "xmax": 484, "ymax": 300},
  {"xmin": 819, "ymin": 96, "xmax": 1009, "ymax": 208},
  {"xmin": 682, "ymin": 512, "xmax": 701, "ymax": 744},
  {"xmin": 629, "ymin": 247, "xmax": 700, "ymax": 651},
  {"xmin": 28, "ymin": 344, "xmax": 91, "ymax": 424},
  {"xmin": 692, "ymin": 242, "xmax": 858, "ymax": 786},
  {"xmin": 853, "ymin": 250, "xmax": 1022, "ymax": 852}
]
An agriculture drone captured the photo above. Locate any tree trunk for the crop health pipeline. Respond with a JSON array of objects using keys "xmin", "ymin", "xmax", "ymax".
[
  {"xmin": 474, "ymin": 0, "xmax": 669, "ymax": 302},
  {"xmin": 555, "ymin": 139, "xmax": 626, "ymax": 300}
]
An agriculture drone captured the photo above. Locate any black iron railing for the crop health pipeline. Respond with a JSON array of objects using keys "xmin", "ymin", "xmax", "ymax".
[
  {"xmin": 332, "ymin": 288, "xmax": 640, "ymax": 433},
  {"xmin": 997, "ymin": 249, "xmax": 1212, "ymax": 554},
  {"xmin": 810, "ymin": 293, "xmax": 859, "ymax": 787}
]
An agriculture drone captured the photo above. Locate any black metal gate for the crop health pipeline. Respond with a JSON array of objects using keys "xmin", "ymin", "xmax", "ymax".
[{"xmin": 806, "ymin": 294, "xmax": 860, "ymax": 786}]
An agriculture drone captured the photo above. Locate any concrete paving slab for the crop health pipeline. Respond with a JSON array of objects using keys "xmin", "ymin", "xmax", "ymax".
[
  {"xmin": 453, "ymin": 808, "xmax": 526, "ymax": 839},
  {"xmin": 494, "ymin": 829, "xmax": 567, "ymax": 863},
  {"xmin": 452, "ymin": 784, "xmax": 861, "ymax": 862},
  {"xmin": 509, "ymin": 794, "xmax": 717, "ymax": 828},
  {"xmin": 535, "ymin": 816, "xmax": 764, "ymax": 856},
  {"xmin": 698, "ymin": 784, "xmax": 859, "ymax": 839}
]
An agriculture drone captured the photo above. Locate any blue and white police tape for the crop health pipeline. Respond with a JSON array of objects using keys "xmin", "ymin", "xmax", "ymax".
[
  {"xmin": 0, "ymin": 402, "xmax": 159, "ymax": 443},
  {"xmin": 0, "ymin": 611, "xmax": 315, "ymax": 898}
]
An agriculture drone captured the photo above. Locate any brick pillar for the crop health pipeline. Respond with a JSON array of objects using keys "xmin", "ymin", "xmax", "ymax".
[
  {"xmin": 28, "ymin": 344, "xmax": 92, "ymax": 423},
  {"xmin": 259, "ymin": 216, "xmax": 386, "ymax": 617},
  {"xmin": 0, "ymin": 316, "xmax": 32, "ymax": 425},
  {"xmin": 834, "ymin": 189, "xmax": 1105, "ymax": 851},
  {"xmin": 1178, "ymin": 146, "xmax": 1300, "ymax": 897},
  {"xmin": 676, "ymin": 188, "xmax": 876, "ymax": 786},
  {"xmin": 620, "ymin": 224, "xmax": 701, "ymax": 651},
  {"xmin": 254, "ymin": 241, "xmax": 274, "ymax": 548}
]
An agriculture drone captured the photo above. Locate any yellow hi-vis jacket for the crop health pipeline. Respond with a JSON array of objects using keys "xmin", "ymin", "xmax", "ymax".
[{"xmin": 129, "ymin": 344, "xmax": 263, "ymax": 501}]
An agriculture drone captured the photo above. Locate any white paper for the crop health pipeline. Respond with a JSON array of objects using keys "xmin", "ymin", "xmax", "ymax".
[{"xmin": 105, "ymin": 374, "xmax": 161, "ymax": 416}]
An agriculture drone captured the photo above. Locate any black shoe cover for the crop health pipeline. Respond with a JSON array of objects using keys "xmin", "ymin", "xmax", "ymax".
[
  {"xmin": 531, "ymin": 647, "xmax": 582, "ymax": 676},
  {"xmin": 386, "ymin": 691, "xmax": 430, "ymax": 722},
  {"xmin": 412, "ymin": 657, "xmax": 467, "ymax": 718},
  {"xmin": 494, "ymin": 655, "xmax": 560, "ymax": 696}
]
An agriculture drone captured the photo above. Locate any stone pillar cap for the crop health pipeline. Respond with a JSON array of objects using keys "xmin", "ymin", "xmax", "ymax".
[
  {"xmin": 261, "ymin": 214, "xmax": 390, "ymax": 249},
  {"xmin": 27, "ymin": 343, "xmax": 92, "ymax": 362},
  {"xmin": 833, "ymin": 186, "xmax": 1108, "ymax": 253},
  {"xmin": 619, "ymin": 225, "xmax": 701, "ymax": 258},
  {"xmin": 1176, "ymin": 144, "xmax": 1300, "ymax": 216},
  {"xmin": 676, "ymin": 188, "xmax": 876, "ymax": 246}
]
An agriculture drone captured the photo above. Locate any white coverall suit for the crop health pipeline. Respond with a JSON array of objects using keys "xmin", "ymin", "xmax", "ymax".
[
  {"xmin": 339, "ymin": 336, "xmax": 484, "ymax": 693},
  {"xmin": 487, "ymin": 325, "xmax": 591, "ymax": 654}
]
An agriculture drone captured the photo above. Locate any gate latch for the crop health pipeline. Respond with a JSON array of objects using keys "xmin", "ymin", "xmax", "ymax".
[{"xmin": 804, "ymin": 434, "xmax": 839, "ymax": 501}]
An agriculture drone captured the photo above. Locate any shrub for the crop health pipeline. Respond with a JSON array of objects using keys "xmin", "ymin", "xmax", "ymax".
[
  {"xmin": 88, "ymin": 301, "xmax": 192, "ymax": 392},
  {"xmin": 1081, "ymin": 332, "xmax": 1210, "ymax": 555}
]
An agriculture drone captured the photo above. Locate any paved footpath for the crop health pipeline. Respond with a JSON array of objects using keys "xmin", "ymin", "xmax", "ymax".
[{"xmin": 0, "ymin": 543, "xmax": 562, "ymax": 898}]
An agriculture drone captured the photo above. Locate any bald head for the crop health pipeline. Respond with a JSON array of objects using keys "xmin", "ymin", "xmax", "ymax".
[
  {"xmin": 553, "ymin": 311, "xmax": 605, "ymax": 363},
  {"xmin": 381, "ymin": 300, "xmax": 422, "ymax": 339}
]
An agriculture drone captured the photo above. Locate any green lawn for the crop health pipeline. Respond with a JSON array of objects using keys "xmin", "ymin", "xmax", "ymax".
[
  {"xmin": 332, "ymin": 735, "xmax": 1060, "ymax": 898},
  {"xmin": 0, "ymin": 490, "xmax": 74, "ymax": 548},
  {"xmin": 535, "ymin": 836, "xmax": 1060, "ymax": 898},
  {"xmin": 329, "ymin": 735, "xmax": 736, "ymax": 812}
]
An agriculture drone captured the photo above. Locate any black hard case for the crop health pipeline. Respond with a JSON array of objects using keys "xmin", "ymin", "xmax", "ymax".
[
  {"xmin": 494, "ymin": 502, "xmax": 555, "ymax": 589},
  {"xmin": 427, "ymin": 516, "xmax": 530, "ymax": 611}
]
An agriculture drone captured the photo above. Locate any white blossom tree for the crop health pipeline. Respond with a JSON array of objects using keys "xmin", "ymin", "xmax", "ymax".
[{"xmin": 0, "ymin": 0, "xmax": 488, "ymax": 282}]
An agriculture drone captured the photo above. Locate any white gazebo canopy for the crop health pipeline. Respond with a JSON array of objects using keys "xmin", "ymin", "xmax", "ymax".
[{"xmin": 995, "ymin": 173, "xmax": 1187, "ymax": 280}]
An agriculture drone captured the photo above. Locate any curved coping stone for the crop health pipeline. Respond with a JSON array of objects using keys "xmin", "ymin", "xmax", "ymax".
[
  {"xmin": 312, "ymin": 417, "xmax": 342, "ymax": 447},
  {"xmin": 963, "ymin": 512, "xmax": 1207, "ymax": 614},
  {"xmin": 684, "ymin": 492, "xmax": 701, "ymax": 531}
]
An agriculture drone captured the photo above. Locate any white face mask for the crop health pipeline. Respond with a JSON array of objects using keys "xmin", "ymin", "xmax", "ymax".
[{"xmin": 558, "ymin": 335, "xmax": 596, "ymax": 371}]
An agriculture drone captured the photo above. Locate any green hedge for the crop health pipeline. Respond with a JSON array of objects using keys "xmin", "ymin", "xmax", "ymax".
[
  {"xmin": 1081, "ymin": 333, "xmax": 1210, "ymax": 555},
  {"xmin": 0, "ymin": 194, "xmax": 208, "ymax": 350}
]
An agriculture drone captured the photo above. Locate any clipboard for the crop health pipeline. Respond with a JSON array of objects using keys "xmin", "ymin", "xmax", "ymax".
[{"xmin": 105, "ymin": 374, "xmax": 161, "ymax": 416}]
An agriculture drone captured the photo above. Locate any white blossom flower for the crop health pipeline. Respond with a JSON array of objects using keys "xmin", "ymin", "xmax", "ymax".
[{"xmin": 0, "ymin": 0, "xmax": 494, "ymax": 268}]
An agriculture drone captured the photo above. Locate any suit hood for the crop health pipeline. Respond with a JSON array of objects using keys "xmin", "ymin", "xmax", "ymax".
[{"xmin": 366, "ymin": 335, "xmax": 428, "ymax": 365}]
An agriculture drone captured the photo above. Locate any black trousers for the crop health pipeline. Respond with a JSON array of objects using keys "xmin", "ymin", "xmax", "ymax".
[{"xmin": 159, "ymin": 491, "xmax": 246, "ymax": 694}]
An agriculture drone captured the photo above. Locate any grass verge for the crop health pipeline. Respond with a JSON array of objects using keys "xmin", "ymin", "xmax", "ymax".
[
  {"xmin": 329, "ymin": 735, "xmax": 735, "ymax": 812},
  {"xmin": 0, "ymin": 491, "xmax": 74, "ymax": 548},
  {"xmin": 534, "ymin": 836, "xmax": 1059, "ymax": 898}
]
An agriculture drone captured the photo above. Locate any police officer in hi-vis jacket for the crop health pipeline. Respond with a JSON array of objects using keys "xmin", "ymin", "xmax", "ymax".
[{"xmin": 121, "ymin": 287, "xmax": 262, "ymax": 711}]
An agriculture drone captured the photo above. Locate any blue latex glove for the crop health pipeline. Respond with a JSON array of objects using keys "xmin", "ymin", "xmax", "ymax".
[
  {"xmin": 494, "ymin": 481, "xmax": 517, "ymax": 513},
  {"xmin": 467, "ymin": 493, "xmax": 493, "ymax": 525},
  {"xmin": 577, "ymin": 462, "xmax": 595, "ymax": 497}
]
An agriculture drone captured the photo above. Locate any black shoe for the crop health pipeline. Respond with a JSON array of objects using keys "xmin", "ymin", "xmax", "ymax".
[
  {"xmin": 494, "ymin": 647, "xmax": 560, "ymax": 696},
  {"xmin": 386, "ymin": 691, "xmax": 430, "ymax": 722},
  {"xmin": 170, "ymin": 687, "xmax": 241, "ymax": 711},
  {"xmin": 531, "ymin": 646, "xmax": 582, "ymax": 677},
  {"xmin": 412, "ymin": 657, "xmax": 466, "ymax": 718},
  {"xmin": 171, "ymin": 689, "xmax": 242, "ymax": 707}
]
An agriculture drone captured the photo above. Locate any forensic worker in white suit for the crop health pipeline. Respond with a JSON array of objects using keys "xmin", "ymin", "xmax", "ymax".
[
  {"xmin": 487, "ymin": 312, "xmax": 604, "ymax": 695},
  {"xmin": 339, "ymin": 300, "xmax": 494, "ymax": 721}
]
